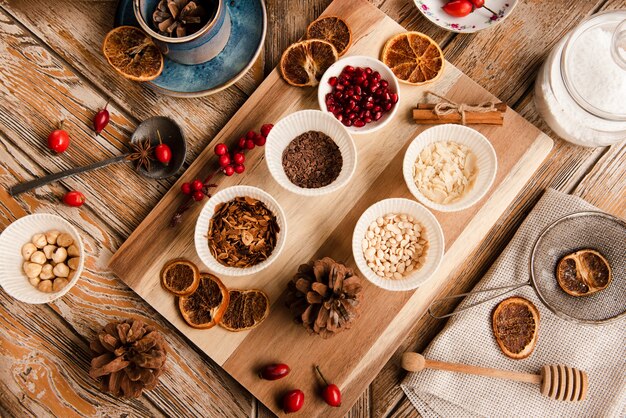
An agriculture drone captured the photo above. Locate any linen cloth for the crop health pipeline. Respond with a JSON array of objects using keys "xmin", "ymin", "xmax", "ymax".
[{"xmin": 401, "ymin": 189, "xmax": 626, "ymax": 418}]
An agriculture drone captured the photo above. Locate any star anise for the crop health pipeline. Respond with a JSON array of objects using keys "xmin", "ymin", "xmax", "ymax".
[
  {"xmin": 153, "ymin": 0, "xmax": 208, "ymax": 38},
  {"xmin": 127, "ymin": 139, "xmax": 154, "ymax": 172}
]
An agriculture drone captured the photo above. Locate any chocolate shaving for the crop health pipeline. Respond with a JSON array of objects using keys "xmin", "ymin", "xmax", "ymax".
[
  {"xmin": 208, "ymin": 196, "xmax": 279, "ymax": 268},
  {"xmin": 282, "ymin": 131, "xmax": 343, "ymax": 189}
]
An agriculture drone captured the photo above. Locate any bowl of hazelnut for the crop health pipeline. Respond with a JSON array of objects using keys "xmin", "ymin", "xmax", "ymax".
[{"xmin": 0, "ymin": 213, "xmax": 84, "ymax": 304}]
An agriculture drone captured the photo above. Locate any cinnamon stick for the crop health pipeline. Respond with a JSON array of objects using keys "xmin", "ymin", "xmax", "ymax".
[
  {"xmin": 416, "ymin": 103, "xmax": 507, "ymax": 112},
  {"xmin": 412, "ymin": 109, "xmax": 505, "ymax": 125}
]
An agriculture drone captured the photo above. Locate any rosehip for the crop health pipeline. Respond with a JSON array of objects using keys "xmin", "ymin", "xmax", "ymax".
[
  {"xmin": 442, "ymin": 0, "xmax": 474, "ymax": 17},
  {"xmin": 234, "ymin": 164, "xmax": 245, "ymax": 174},
  {"xmin": 63, "ymin": 190, "xmax": 85, "ymax": 207},
  {"xmin": 233, "ymin": 153, "xmax": 245, "ymax": 165},
  {"xmin": 282, "ymin": 390, "xmax": 304, "ymax": 413},
  {"xmin": 192, "ymin": 191, "xmax": 204, "ymax": 201},
  {"xmin": 260, "ymin": 123, "xmax": 273, "ymax": 137},
  {"xmin": 47, "ymin": 125, "xmax": 70, "ymax": 153},
  {"xmin": 191, "ymin": 179, "xmax": 204, "ymax": 191},
  {"xmin": 155, "ymin": 143, "xmax": 172, "ymax": 165},
  {"xmin": 93, "ymin": 102, "xmax": 110, "ymax": 134},
  {"xmin": 214, "ymin": 143, "xmax": 228, "ymax": 156},
  {"xmin": 223, "ymin": 165, "xmax": 235, "ymax": 176},
  {"xmin": 315, "ymin": 366, "xmax": 341, "ymax": 407},
  {"xmin": 218, "ymin": 154, "xmax": 231, "ymax": 167},
  {"xmin": 181, "ymin": 182, "xmax": 192, "ymax": 195},
  {"xmin": 245, "ymin": 139, "xmax": 255, "ymax": 150},
  {"xmin": 259, "ymin": 363, "xmax": 290, "ymax": 380}
]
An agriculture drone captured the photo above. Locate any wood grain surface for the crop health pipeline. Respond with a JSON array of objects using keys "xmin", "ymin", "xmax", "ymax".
[{"xmin": 1, "ymin": 0, "xmax": 624, "ymax": 417}]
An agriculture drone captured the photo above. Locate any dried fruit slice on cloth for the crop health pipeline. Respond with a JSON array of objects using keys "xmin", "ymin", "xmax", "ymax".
[
  {"xmin": 556, "ymin": 249, "xmax": 612, "ymax": 297},
  {"xmin": 103, "ymin": 26, "xmax": 164, "ymax": 81},
  {"xmin": 381, "ymin": 32, "xmax": 444, "ymax": 85},
  {"xmin": 306, "ymin": 16, "xmax": 352, "ymax": 56},
  {"xmin": 179, "ymin": 273, "xmax": 229, "ymax": 329},
  {"xmin": 492, "ymin": 296, "xmax": 540, "ymax": 360},
  {"xmin": 280, "ymin": 39, "xmax": 338, "ymax": 87},
  {"xmin": 160, "ymin": 258, "xmax": 200, "ymax": 296},
  {"xmin": 219, "ymin": 289, "xmax": 270, "ymax": 331}
]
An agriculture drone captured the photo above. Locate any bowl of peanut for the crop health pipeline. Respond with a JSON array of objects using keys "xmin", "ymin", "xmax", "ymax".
[
  {"xmin": 0, "ymin": 213, "xmax": 84, "ymax": 304},
  {"xmin": 352, "ymin": 198, "xmax": 444, "ymax": 291}
]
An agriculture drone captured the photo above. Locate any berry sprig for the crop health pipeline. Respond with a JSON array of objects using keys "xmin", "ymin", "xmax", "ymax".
[{"xmin": 170, "ymin": 124, "xmax": 274, "ymax": 227}]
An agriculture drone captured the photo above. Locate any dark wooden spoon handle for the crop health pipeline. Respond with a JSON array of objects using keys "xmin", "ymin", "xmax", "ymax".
[{"xmin": 9, "ymin": 154, "xmax": 129, "ymax": 196}]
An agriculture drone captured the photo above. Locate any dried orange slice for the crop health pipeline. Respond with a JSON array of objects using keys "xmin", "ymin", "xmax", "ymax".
[
  {"xmin": 492, "ymin": 297, "xmax": 540, "ymax": 359},
  {"xmin": 103, "ymin": 26, "xmax": 164, "ymax": 82},
  {"xmin": 381, "ymin": 32, "xmax": 444, "ymax": 85},
  {"xmin": 556, "ymin": 249, "xmax": 612, "ymax": 297},
  {"xmin": 306, "ymin": 16, "xmax": 352, "ymax": 56},
  {"xmin": 219, "ymin": 289, "xmax": 270, "ymax": 332},
  {"xmin": 160, "ymin": 258, "xmax": 200, "ymax": 296},
  {"xmin": 179, "ymin": 273, "xmax": 229, "ymax": 329},
  {"xmin": 280, "ymin": 39, "xmax": 338, "ymax": 87}
]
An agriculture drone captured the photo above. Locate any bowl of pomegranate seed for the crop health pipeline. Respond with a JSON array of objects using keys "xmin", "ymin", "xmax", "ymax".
[{"xmin": 318, "ymin": 55, "xmax": 400, "ymax": 134}]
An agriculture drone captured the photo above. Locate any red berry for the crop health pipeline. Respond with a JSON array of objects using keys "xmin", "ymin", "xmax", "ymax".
[
  {"xmin": 238, "ymin": 137, "xmax": 246, "ymax": 149},
  {"xmin": 93, "ymin": 103, "xmax": 110, "ymax": 134},
  {"xmin": 223, "ymin": 165, "xmax": 235, "ymax": 176},
  {"xmin": 254, "ymin": 134, "xmax": 266, "ymax": 146},
  {"xmin": 63, "ymin": 190, "xmax": 85, "ymax": 207},
  {"xmin": 47, "ymin": 127, "xmax": 70, "ymax": 153},
  {"xmin": 470, "ymin": 0, "xmax": 484, "ymax": 7},
  {"xmin": 191, "ymin": 179, "xmax": 204, "ymax": 191},
  {"xmin": 246, "ymin": 130, "xmax": 256, "ymax": 140},
  {"xmin": 328, "ymin": 76, "xmax": 338, "ymax": 86},
  {"xmin": 155, "ymin": 143, "xmax": 172, "ymax": 165},
  {"xmin": 282, "ymin": 390, "xmax": 304, "ymax": 413},
  {"xmin": 259, "ymin": 363, "xmax": 290, "ymax": 380},
  {"xmin": 192, "ymin": 191, "xmax": 204, "ymax": 201},
  {"xmin": 234, "ymin": 164, "xmax": 245, "ymax": 174},
  {"xmin": 323, "ymin": 384, "xmax": 342, "ymax": 407},
  {"xmin": 214, "ymin": 143, "xmax": 228, "ymax": 156},
  {"xmin": 245, "ymin": 139, "xmax": 255, "ymax": 150},
  {"xmin": 181, "ymin": 182, "xmax": 192, "ymax": 195},
  {"xmin": 233, "ymin": 152, "xmax": 245, "ymax": 165},
  {"xmin": 260, "ymin": 124, "xmax": 273, "ymax": 137},
  {"xmin": 442, "ymin": 0, "xmax": 474, "ymax": 17},
  {"xmin": 218, "ymin": 154, "xmax": 231, "ymax": 167}
]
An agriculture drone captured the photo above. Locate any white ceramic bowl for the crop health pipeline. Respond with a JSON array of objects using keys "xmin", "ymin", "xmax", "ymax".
[
  {"xmin": 352, "ymin": 198, "xmax": 444, "ymax": 291},
  {"xmin": 0, "ymin": 213, "xmax": 85, "ymax": 304},
  {"xmin": 265, "ymin": 109, "xmax": 357, "ymax": 196},
  {"xmin": 318, "ymin": 55, "xmax": 400, "ymax": 134},
  {"xmin": 403, "ymin": 124, "xmax": 497, "ymax": 212},
  {"xmin": 195, "ymin": 185, "xmax": 287, "ymax": 276},
  {"xmin": 413, "ymin": 0, "xmax": 519, "ymax": 33}
]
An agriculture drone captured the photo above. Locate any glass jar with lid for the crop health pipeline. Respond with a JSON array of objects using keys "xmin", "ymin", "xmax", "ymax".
[{"xmin": 535, "ymin": 10, "xmax": 626, "ymax": 147}]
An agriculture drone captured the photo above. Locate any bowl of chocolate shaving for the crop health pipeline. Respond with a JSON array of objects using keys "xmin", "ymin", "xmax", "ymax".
[{"xmin": 195, "ymin": 185, "xmax": 286, "ymax": 276}]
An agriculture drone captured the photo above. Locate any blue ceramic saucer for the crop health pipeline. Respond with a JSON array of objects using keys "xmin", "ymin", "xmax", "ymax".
[{"xmin": 115, "ymin": 0, "xmax": 266, "ymax": 97}]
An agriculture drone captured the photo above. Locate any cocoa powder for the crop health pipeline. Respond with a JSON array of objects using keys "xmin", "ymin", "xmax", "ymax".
[{"xmin": 281, "ymin": 131, "xmax": 342, "ymax": 188}]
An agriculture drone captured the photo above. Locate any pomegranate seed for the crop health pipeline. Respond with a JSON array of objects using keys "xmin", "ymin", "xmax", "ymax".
[
  {"xmin": 381, "ymin": 80, "xmax": 389, "ymax": 88},
  {"xmin": 328, "ymin": 76, "xmax": 338, "ymax": 86},
  {"xmin": 365, "ymin": 67, "xmax": 372, "ymax": 74},
  {"xmin": 364, "ymin": 102, "xmax": 374, "ymax": 109},
  {"xmin": 384, "ymin": 102, "xmax": 393, "ymax": 111},
  {"xmin": 335, "ymin": 84, "xmax": 344, "ymax": 91},
  {"xmin": 347, "ymin": 100, "xmax": 355, "ymax": 110},
  {"xmin": 344, "ymin": 65, "xmax": 355, "ymax": 73},
  {"xmin": 374, "ymin": 111, "xmax": 383, "ymax": 120},
  {"xmin": 354, "ymin": 119, "xmax": 365, "ymax": 127},
  {"xmin": 246, "ymin": 130, "xmax": 256, "ymax": 140},
  {"xmin": 373, "ymin": 105, "xmax": 382, "ymax": 112},
  {"xmin": 336, "ymin": 114, "xmax": 343, "ymax": 122},
  {"xmin": 343, "ymin": 119, "xmax": 353, "ymax": 127},
  {"xmin": 364, "ymin": 117, "xmax": 372, "ymax": 123},
  {"xmin": 390, "ymin": 93, "xmax": 398, "ymax": 103},
  {"xmin": 373, "ymin": 71, "xmax": 381, "ymax": 80},
  {"xmin": 327, "ymin": 105, "xmax": 336, "ymax": 112}
]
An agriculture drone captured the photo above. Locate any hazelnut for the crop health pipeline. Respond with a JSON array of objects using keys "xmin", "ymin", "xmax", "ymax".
[
  {"xmin": 53, "ymin": 263, "xmax": 70, "ymax": 278},
  {"xmin": 30, "ymin": 251, "xmax": 47, "ymax": 265},
  {"xmin": 29, "ymin": 277, "xmax": 41, "ymax": 287},
  {"xmin": 39, "ymin": 264, "xmax": 55, "ymax": 281},
  {"xmin": 38, "ymin": 280, "xmax": 53, "ymax": 293},
  {"xmin": 56, "ymin": 233, "xmax": 74, "ymax": 247},
  {"xmin": 67, "ymin": 257, "xmax": 80, "ymax": 270},
  {"xmin": 67, "ymin": 244, "xmax": 80, "ymax": 257},
  {"xmin": 45, "ymin": 230, "xmax": 60, "ymax": 245},
  {"xmin": 52, "ymin": 278, "xmax": 69, "ymax": 292},
  {"xmin": 31, "ymin": 233, "xmax": 47, "ymax": 249},
  {"xmin": 23, "ymin": 262, "xmax": 42, "ymax": 278},
  {"xmin": 51, "ymin": 247, "xmax": 68, "ymax": 264},
  {"xmin": 21, "ymin": 243, "xmax": 37, "ymax": 260},
  {"xmin": 43, "ymin": 244, "xmax": 57, "ymax": 259}
]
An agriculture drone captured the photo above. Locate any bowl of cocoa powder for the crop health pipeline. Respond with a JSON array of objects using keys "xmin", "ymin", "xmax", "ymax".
[{"xmin": 265, "ymin": 110, "xmax": 357, "ymax": 196}]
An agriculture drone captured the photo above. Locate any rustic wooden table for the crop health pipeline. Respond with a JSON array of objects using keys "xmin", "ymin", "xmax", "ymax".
[{"xmin": 0, "ymin": 0, "xmax": 624, "ymax": 417}]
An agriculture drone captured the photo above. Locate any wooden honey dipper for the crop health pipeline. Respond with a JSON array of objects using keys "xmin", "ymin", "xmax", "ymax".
[{"xmin": 402, "ymin": 352, "xmax": 588, "ymax": 402}]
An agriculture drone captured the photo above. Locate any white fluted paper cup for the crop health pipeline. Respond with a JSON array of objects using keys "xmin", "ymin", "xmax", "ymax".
[
  {"xmin": 0, "ymin": 213, "xmax": 84, "ymax": 304},
  {"xmin": 352, "ymin": 198, "xmax": 444, "ymax": 291},
  {"xmin": 403, "ymin": 124, "xmax": 497, "ymax": 212},
  {"xmin": 195, "ymin": 185, "xmax": 287, "ymax": 277},
  {"xmin": 265, "ymin": 109, "xmax": 357, "ymax": 196}
]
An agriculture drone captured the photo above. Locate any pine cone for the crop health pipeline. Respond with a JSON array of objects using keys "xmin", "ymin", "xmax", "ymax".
[
  {"xmin": 286, "ymin": 257, "xmax": 363, "ymax": 339},
  {"xmin": 153, "ymin": 0, "xmax": 208, "ymax": 38},
  {"xmin": 89, "ymin": 319, "xmax": 168, "ymax": 398}
]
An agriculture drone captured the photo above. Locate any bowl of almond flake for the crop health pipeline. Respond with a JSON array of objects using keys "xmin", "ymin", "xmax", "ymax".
[{"xmin": 402, "ymin": 124, "xmax": 497, "ymax": 212}]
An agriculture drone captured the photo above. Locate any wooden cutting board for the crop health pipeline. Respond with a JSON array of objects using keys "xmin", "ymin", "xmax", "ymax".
[{"xmin": 109, "ymin": 0, "xmax": 553, "ymax": 415}]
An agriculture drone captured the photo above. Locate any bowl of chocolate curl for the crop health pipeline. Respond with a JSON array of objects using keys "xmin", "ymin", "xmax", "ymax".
[{"xmin": 195, "ymin": 185, "xmax": 287, "ymax": 277}]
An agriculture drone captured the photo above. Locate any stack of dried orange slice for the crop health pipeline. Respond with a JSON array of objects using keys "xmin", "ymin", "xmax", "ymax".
[{"xmin": 280, "ymin": 16, "xmax": 352, "ymax": 87}]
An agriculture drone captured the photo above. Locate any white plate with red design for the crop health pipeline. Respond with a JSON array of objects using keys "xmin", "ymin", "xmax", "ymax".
[{"xmin": 414, "ymin": 0, "xmax": 518, "ymax": 33}]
